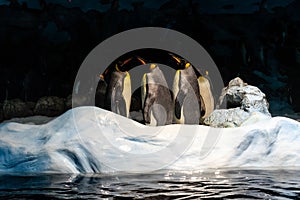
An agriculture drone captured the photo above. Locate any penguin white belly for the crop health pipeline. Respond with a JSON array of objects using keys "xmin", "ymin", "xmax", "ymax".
[
  {"xmin": 198, "ymin": 76, "xmax": 214, "ymax": 119},
  {"xmin": 122, "ymin": 72, "xmax": 131, "ymax": 117},
  {"xmin": 149, "ymin": 110, "xmax": 158, "ymax": 126},
  {"xmin": 173, "ymin": 69, "xmax": 201, "ymax": 124}
]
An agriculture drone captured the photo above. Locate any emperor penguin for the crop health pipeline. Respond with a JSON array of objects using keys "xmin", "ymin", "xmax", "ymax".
[
  {"xmin": 141, "ymin": 64, "xmax": 173, "ymax": 126},
  {"xmin": 172, "ymin": 55, "xmax": 202, "ymax": 124},
  {"xmin": 196, "ymin": 69, "xmax": 215, "ymax": 121},
  {"xmin": 105, "ymin": 63, "xmax": 131, "ymax": 118}
]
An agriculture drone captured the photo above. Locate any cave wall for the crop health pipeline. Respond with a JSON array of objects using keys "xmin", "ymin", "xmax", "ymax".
[{"xmin": 0, "ymin": 0, "xmax": 299, "ymax": 116}]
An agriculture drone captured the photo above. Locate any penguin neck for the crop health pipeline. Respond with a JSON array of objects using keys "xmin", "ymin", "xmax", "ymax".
[
  {"xmin": 181, "ymin": 66, "xmax": 195, "ymax": 77},
  {"xmin": 148, "ymin": 67, "xmax": 168, "ymax": 88}
]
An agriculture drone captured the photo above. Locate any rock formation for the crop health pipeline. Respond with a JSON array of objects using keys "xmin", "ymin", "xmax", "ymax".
[
  {"xmin": 34, "ymin": 96, "xmax": 66, "ymax": 117},
  {"xmin": 2, "ymin": 99, "xmax": 33, "ymax": 119},
  {"xmin": 204, "ymin": 77, "xmax": 271, "ymax": 127}
]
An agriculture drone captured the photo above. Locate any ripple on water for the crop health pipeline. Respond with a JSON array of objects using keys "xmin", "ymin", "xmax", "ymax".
[{"xmin": 0, "ymin": 169, "xmax": 300, "ymax": 199}]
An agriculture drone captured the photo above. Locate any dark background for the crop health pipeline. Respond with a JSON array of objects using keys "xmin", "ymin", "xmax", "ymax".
[{"xmin": 0, "ymin": 0, "xmax": 299, "ymax": 120}]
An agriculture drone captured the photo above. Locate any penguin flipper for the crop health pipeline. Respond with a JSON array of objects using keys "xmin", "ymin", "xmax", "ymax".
[
  {"xmin": 95, "ymin": 78, "xmax": 107, "ymax": 108},
  {"xmin": 199, "ymin": 95, "xmax": 206, "ymax": 122},
  {"xmin": 174, "ymin": 90, "xmax": 186, "ymax": 121},
  {"xmin": 117, "ymin": 96, "xmax": 127, "ymax": 117},
  {"xmin": 111, "ymin": 84, "xmax": 124, "ymax": 116},
  {"xmin": 143, "ymin": 92, "xmax": 155, "ymax": 125}
]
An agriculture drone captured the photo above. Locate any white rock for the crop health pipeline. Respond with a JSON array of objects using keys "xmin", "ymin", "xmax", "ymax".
[{"xmin": 205, "ymin": 77, "xmax": 271, "ymax": 127}]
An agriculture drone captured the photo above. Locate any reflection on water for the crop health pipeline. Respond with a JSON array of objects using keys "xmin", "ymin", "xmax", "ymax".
[{"xmin": 0, "ymin": 169, "xmax": 300, "ymax": 199}]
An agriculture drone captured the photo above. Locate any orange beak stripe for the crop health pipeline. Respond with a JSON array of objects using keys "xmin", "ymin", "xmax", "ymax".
[
  {"xmin": 171, "ymin": 55, "xmax": 181, "ymax": 64},
  {"xmin": 121, "ymin": 57, "xmax": 133, "ymax": 66},
  {"xmin": 137, "ymin": 57, "xmax": 147, "ymax": 65}
]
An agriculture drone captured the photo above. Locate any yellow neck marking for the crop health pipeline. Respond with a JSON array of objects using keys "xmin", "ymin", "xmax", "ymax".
[
  {"xmin": 150, "ymin": 64, "xmax": 157, "ymax": 70},
  {"xmin": 185, "ymin": 62, "xmax": 191, "ymax": 68}
]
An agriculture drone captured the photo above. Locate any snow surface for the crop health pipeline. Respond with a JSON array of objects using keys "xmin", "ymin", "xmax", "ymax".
[{"xmin": 0, "ymin": 106, "xmax": 300, "ymax": 174}]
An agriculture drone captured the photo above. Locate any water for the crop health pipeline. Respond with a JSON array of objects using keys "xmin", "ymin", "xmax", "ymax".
[{"xmin": 1, "ymin": 169, "xmax": 299, "ymax": 199}]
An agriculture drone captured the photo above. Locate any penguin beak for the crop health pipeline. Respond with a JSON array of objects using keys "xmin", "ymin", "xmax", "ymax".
[
  {"xmin": 99, "ymin": 74, "xmax": 104, "ymax": 80},
  {"xmin": 104, "ymin": 68, "xmax": 109, "ymax": 76},
  {"xmin": 171, "ymin": 55, "xmax": 181, "ymax": 64},
  {"xmin": 121, "ymin": 57, "xmax": 133, "ymax": 66},
  {"xmin": 137, "ymin": 57, "xmax": 146, "ymax": 65}
]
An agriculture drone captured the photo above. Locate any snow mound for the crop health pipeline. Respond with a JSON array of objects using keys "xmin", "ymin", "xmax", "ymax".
[{"xmin": 0, "ymin": 106, "xmax": 300, "ymax": 173}]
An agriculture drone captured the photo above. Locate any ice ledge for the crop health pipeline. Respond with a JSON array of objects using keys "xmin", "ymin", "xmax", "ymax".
[{"xmin": 0, "ymin": 106, "xmax": 300, "ymax": 173}]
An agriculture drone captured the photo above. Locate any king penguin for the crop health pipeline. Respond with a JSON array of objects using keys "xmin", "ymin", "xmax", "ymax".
[
  {"xmin": 141, "ymin": 64, "xmax": 173, "ymax": 126},
  {"xmin": 171, "ymin": 55, "xmax": 202, "ymax": 124},
  {"xmin": 105, "ymin": 62, "xmax": 132, "ymax": 118}
]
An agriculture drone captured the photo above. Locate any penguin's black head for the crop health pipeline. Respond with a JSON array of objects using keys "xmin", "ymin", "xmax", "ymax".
[
  {"xmin": 169, "ymin": 53, "xmax": 191, "ymax": 70},
  {"xmin": 115, "ymin": 57, "xmax": 133, "ymax": 72}
]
